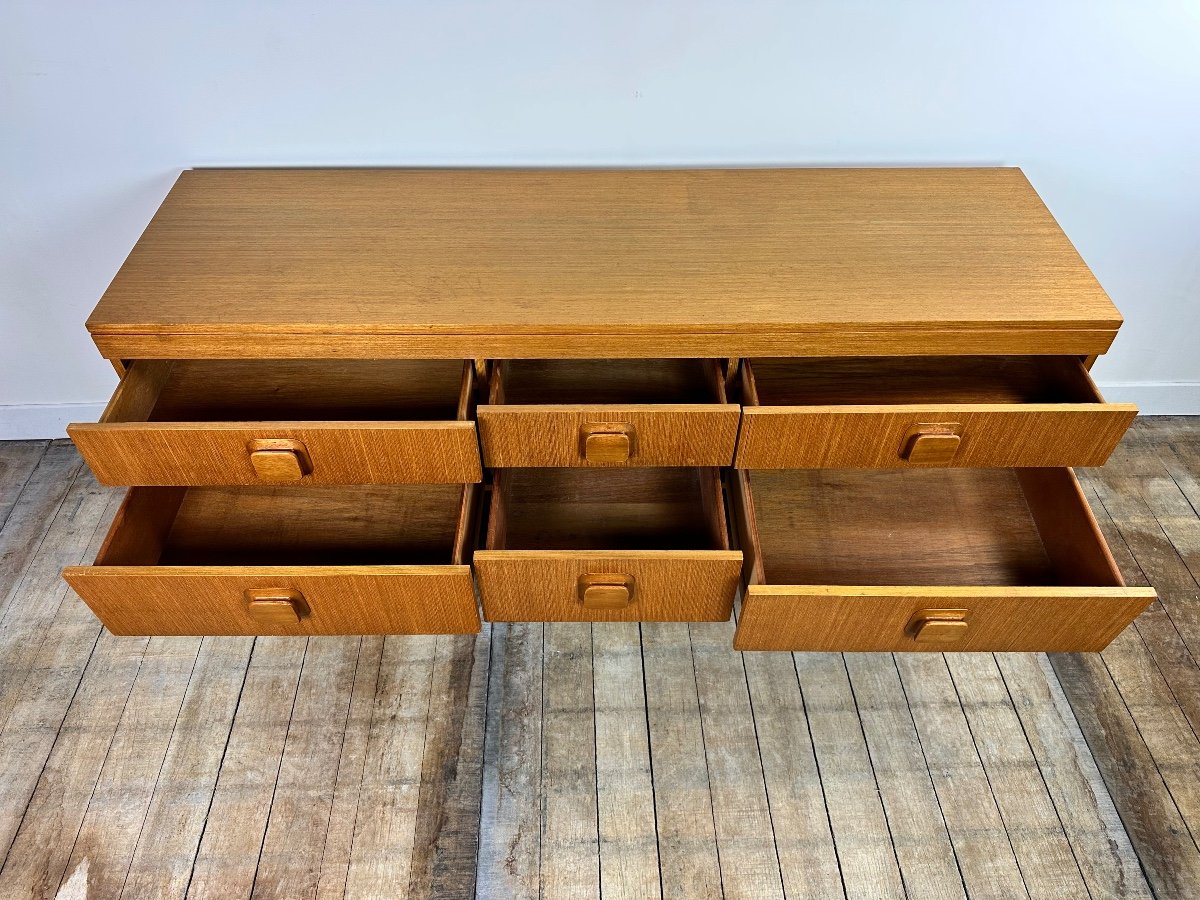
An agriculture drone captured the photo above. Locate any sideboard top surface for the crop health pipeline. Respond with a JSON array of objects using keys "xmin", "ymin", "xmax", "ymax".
[{"xmin": 87, "ymin": 167, "xmax": 1123, "ymax": 359}]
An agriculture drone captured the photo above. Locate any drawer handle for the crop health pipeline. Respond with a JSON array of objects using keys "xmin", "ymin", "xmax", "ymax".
[
  {"xmin": 580, "ymin": 424, "xmax": 634, "ymax": 464},
  {"xmin": 908, "ymin": 609, "xmax": 968, "ymax": 643},
  {"xmin": 248, "ymin": 439, "xmax": 313, "ymax": 481},
  {"xmin": 900, "ymin": 424, "xmax": 962, "ymax": 465},
  {"xmin": 578, "ymin": 573, "xmax": 635, "ymax": 609},
  {"xmin": 245, "ymin": 589, "xmax": 307, "ymax": 626}
]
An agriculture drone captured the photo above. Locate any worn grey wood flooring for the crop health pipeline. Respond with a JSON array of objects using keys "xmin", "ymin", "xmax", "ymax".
[{"xmin": 0, "ymin": 420, "xmax": 1197, "ymax": 897}]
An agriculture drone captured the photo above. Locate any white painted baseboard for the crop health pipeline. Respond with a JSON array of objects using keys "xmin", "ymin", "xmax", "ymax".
[
  {"xmin": 1094, "ymin": 382, "xmax": 1200, "ymax": 416},
  {"xmin": 0, "ymin": 403, "xmax": 107, "ymax": 440},
  {"xmin": 1, "ymin": 384, "xmax": 1197, "ymax": 439}
]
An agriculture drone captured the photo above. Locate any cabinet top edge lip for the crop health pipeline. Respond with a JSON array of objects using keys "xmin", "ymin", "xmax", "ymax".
[{"xmin": 87, "ymin": 165, "xmax": 1124, "ymax": 344}]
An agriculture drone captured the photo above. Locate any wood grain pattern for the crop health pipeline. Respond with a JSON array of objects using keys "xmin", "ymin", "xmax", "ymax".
[
  {"xmin": 476, "ymin": 552, "xmax": 741, "ymax": 623},
  {"xmin": 70, "ymin": 359, "xmax": 482, "ymax": 485},
  {"xmin": 64, "ymin": 482, "xmax": 482, "ymax": 636},
  {"xmin": 8, "ymin": 436, "xmax": 1200, "ymax": 896},
  {"xmin": 894, "ymin": 655, "xmax": 1029, "ymax": 896},
  {"xmin": 689, "ymin": 620, "xmax": 786, "ymax": 897},
  {"xmin": 736, "ymin": 357, "xmax": 1135, "ymax": 469},
  {"xmin": 479, "ymin": 405, "xmax": 739, "ymax": 468},
  {"xmin": 593, "ymin": 623, "xmax": 662, "ymax": 899},
  {"xmin": 477, "ymin": 467, "xmax": 740, "ymax": 622},
  {"xmin": 91, "ymin": 325, "xmax": 1124, "ymax": 362},
  {"xmin": 736, "ymin": 467, "xmax": 1118, "ymax": 587},
  {"xmin": 186, "ymin": 637, "xmax": 306, "ymax": 897},
  {"xmin": 731, "ymin": 468, "xmax": 1154, "ymax": 651},
  {"xmin": 72, "ymin": 422, "xmax": 483, "ymax": 486},
  {"xmin": 640, "ymin": 623, "xmax": 721, "ymax": 898},
  {"xmin": 64, "ymin": 567, "xmax": 480, "ymax": 636},
  {"xmin": 539, "ymin": 623, "xmax": 601, "ymax": 898},
  {"xmin": 791, "ymin": 653, "xmax": 907, "ymax": 896},
  {"xmin": 944, "ymin": 653, "xmax": 1091, "ymax": 896},
  {"xmin": 842, "ymin": 653, "xmax": 965, "ymax": 898},
  {"xmin": 87, "ymin": 168, "xmax": 1121, "ymax": 360},
  {"xmin": 736, "ymin": 587, "xmax": 1152, "ymax": 653},
  {"xmin": 477, "ymin": 623, "xmax": 543, "ymax": 899},
  {"xmin": 479, "ymin": 359, "xmax": 738, "ymax": 467}
]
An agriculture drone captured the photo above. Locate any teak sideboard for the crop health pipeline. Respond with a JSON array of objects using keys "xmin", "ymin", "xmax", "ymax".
[{"xmin": 61, "ymin": 167, "xmax": 1156, "ymax": 652}]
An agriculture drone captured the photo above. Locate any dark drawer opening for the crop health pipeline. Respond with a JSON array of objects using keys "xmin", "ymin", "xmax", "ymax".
[
  {"xmin": 95, "ymin": 483, "xmax": 477, "ymax": 568},
  {"xmin": 112, "ymin": 358, "xmax": 475, "ymax": 423},
  {"xmin": 488, "ymin": 359, "xmax": 729, "ymax": 405},
  {"xmin": 486, "ymin": 467, "xmax": 731, "ymax": 552},
  {"xmin": 742, "ymin": 356, "xmax": 1106, "ymax": 407},
  {"xmin": 742, "ymin": 468, "xmax": 1124, "ymax": 589}
]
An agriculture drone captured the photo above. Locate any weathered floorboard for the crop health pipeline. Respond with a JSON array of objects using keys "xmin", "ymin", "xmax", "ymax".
[{"xmin": 0, "ymin": 434, "xmax": 1197, "ymax": 896}]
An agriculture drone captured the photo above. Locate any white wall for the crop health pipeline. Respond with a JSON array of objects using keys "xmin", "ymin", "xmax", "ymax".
[{"xmin": 3, "ymin": 1, "xmax": 1199, "ymax": 436}]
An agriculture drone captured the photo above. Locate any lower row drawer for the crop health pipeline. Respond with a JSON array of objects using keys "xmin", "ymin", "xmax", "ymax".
[
  {"xmin": 62, "ymin": 483, "xmax": 483, "ymax": 636},
  {"xmin": 63, "ymin": 467, "xmax": 1154, "ymax": 650}
]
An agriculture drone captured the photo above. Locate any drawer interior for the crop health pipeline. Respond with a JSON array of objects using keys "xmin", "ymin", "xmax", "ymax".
[
  {"xmin": 744, "ymin": 468, "xmax": 1123, "ymax": 588},
  {"xmin": 486, "ymin": 467, "xmax": 731, "ymax": 551},
  {"xmin": 107, "ymin": 359, "xmax": 474, "ymax": 423},
  {"xmin": 743, "ymin": 356, "xmax": 1105, "ymax": 406},
  {"xmin": 95, "ymin": 483, "xmax": 476, "ymax": 567},
  {"xmin": 488, "ymin": 359, "xmax": 728, "ymax": 405}
]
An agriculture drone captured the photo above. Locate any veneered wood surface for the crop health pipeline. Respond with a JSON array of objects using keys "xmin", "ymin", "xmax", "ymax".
[
  {"xmin": 61, "ymin": 481, "xmax": 481, "ymax": 635},
  {"xmin": 736, "ymin": 356, "xmax": 1136, "ymax": 468},
  {"xmin": 87, "ymin": 167, "xmax": 1122, "ymax": 359},
  {"xmin": 70, "ymin": 358, "xmax": 482, "ymax": 485},
  {"xmin": 7, "ymin": 438, "xmax": 1189, "ymax": 896},
  {"xmin": 479, "ymin": 405, "xmax": 740, "ymax": 467},
  {"xmin": 474, "ymin": 550, "xmax": 742, "ymax": 623},
  {"xmin": 485, "ymin": 467, "xmax": 732, "ymax": 552},
  {"xmin": 71, "ymin": 420, "xmax": 482, "ymax": 485},
  {"xmin": 731, "ymin": 466, "xmax": 1154, "ymax": 651},
  {"xmin": 62, "ymin": 567, "xmax": 480, "ymax": 636},
  {"xmin": 736, "ymin": 467, "xmax": 1120, "ymax": 587},
  {"xmin": 734, "ymin": 586, "xmax": 1153, "ymax": 652},
  {"xmin": 736, "ymin": 405, "xmax": 1136, "ymax": 468}
]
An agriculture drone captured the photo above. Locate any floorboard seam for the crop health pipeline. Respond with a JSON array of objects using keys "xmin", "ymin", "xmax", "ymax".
[{"xmin": 181, "ymin": 636, "xmax": 257, "ymax": 900}]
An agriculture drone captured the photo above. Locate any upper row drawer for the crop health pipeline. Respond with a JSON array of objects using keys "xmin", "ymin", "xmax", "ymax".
[
  {"xmin": 69, "ymin": 359, "xmax": 483, "ymax": 486},
  {"xmin": 734, "ymin": 356, "xmax": 1136, "ymax": 469},
  {"xmin": 72, "ymin": 355, "xmax": 1135, "ymax": 485},
  {"xmin": 477, "ymin": 359, "xmax": 740, "ymax": 467}
]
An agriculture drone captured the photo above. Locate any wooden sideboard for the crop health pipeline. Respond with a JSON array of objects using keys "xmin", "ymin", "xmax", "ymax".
[{"xmin": 61, "ymin": 167, "xmax": 1156, "ymax": 651}]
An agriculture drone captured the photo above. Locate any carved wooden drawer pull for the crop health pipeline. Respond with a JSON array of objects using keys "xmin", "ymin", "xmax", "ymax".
[
  {"xmin": 908, "ymin": 609, "xmax": 969, "ymax": 643},
  {"xmin": 900, "ymin": 424, "xmax": 963, "ymax": 465},
  {"xmin": 245, "ymin": 589, "xmax": 306, "ymax": 626},
  {"xmin": 578, "ymin": 573, "xmax": 635, "ymax": 609},
  {"xmin": 580, "ymin": 424, "xmax": 634, "ymax": 464},
  {"xmin": 247, "ymin": 438, "xmax": 313, "ymax": 481}
]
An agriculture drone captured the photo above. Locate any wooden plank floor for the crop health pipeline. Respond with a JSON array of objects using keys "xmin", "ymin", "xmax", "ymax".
[{"xmin": 0, "ymin": 424, "xmax": 1197, "ymax": 897}]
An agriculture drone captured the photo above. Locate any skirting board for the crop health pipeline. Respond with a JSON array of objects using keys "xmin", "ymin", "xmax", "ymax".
[
  {"xmin": 1, "ymin": 384, "xmax": 1198, "ymax": 439},
  {"xmin": 0, "ymin": 403, "xmax": 106, "ymax": 440}
]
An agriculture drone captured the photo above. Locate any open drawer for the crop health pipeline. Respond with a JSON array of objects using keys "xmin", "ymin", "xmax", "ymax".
[
  {"xmin": 474, "ymin": 467, "xmax": 742, "ymax": 622},
  {"xmin": 62, "ymin": 483, "xmax": 482, "ymax": 636},
  {"xmin": 735, "ymin": 356, "xmax": 1136, "ymax": 469},
  {"xmin": 69, "ymin": 359, "xmax": 482, "ymax": 485},
  {"xmin": 731, "ymin": 468, "xmax": 1154, "ymax": 652},
  {"xmin": 477, "ymin": 359, "xmax": 740, "ymax": 467}
]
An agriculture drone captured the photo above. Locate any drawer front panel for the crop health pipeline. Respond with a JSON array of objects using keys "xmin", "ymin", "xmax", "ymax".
[
  {"xmin": 474, "ymin": 550, "xmax": 743, "ymax": 622},
  {"xmin": 734, "ymin": 586, "xmax": 1154, "ymax": 652},
  {"xmin": 477, "ymin": 405, "xmax": 740, "ymax": 467},
  {"xmin": 69, "ymin": 421, "xmax": 482, "ymax": 485},
  {"xmin": 62, "ymin": 566, "xmax": 481, "ymax": 636},
  {"xmin": 734, "ymin": 405, "xmax": 1136, "ymax": 469}
]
